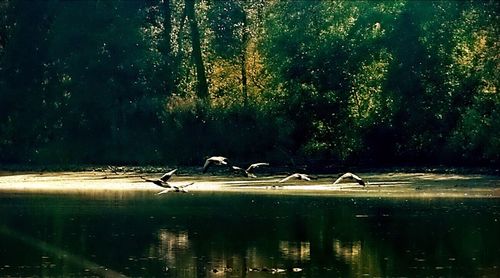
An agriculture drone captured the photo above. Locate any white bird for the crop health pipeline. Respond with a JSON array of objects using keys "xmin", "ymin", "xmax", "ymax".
[
  {"xmin": 202, "ymin": 156, "xmax": 228, "ymax": 173},
  {"xmin": 278, "ymin": 173, "xmax": 311, "ymax": 183},
  {"xmin": 232, "ymin": 162, "xmax": 269, "ymax": 178},
  {"xmin": 140, "ymin": 169, "xmax": 177, "ymax": 186},
  {"xmin": 333, "ymin": 172, "xmax": 366, "ymax": 186},
  {"xmin": 157, "ymin": 182, "xmax": 194, "ymax": 194}
]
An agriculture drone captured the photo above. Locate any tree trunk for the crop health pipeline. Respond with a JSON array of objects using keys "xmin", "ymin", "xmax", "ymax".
[{"xmin": 185, "ymin": 0, "xmax": 209, "ymax": 100}]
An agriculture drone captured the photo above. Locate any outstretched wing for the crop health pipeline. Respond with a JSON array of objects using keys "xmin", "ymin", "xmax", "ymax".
[
  {"xmin": 299, "ymin": 174, "xmax": 311, "ymax": 181},
  {"xmin": 333, "ymin": 172, "xmax": 352, "ymax": 184},
  {"xmin": 173, "ymin": 182, "xmax": 194, "ymax": 193},
  {"xmin": 333, "ymin": 172, "xmax": 365, "ymax": 186},
  {"xmin": 202, "ymin": 159, "xmax": 213, "ymax": 173},
  {"xmin": 160, "ymin": 169, "xmax": 177, "ymax": 182},
  {"xmin": 203, "ymin": 156, "xmax": 228, "ymax": 173},
  {"xmin": 178, "ymin": 182, "xmax": 194, "ymax": 188},
  {"xmin": 209, "ymin": 156, "xmax": 227, "ymax": 165},
  {"xmin": 157, "ymin": 188, "xmax": 171, "ymax": 195},
  {"xmin": 350, "ymin": 173, "xmax": 366, "ymax": 186},
  {"xmin": 278, "ymin": 173, "xmax": 298, "ymax": 183},
  {"xmin": 246, "ymin": 162, "xmax": 269, "ymax": 173},
  {"xmin": 332, "ymin": 176, "xmax": 343, "ymax": 185},
  {"xmin": 232, "ymin": 165, "xmax": 245, "ymax": 171}
]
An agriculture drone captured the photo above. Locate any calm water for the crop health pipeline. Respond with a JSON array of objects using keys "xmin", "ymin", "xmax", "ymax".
[{"xmin": 0, "ymin": 192, "xmax": 499, "ymax": 277}]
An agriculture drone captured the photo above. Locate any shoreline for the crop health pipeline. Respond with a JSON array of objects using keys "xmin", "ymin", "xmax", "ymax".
[
  {"xmin": 0, "ymin": 171, "xmax": 499, "ymax": 198},
  {"xmin": 0, "ymin": 164, "xmax": 499, "ymax": 176}
]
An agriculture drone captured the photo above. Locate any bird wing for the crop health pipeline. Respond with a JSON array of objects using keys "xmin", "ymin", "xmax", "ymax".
[
  {"xmin": 157, "ymin": 188, "xmax": 171, "ymax": 195},
  {"xmin": 349, "ymin": 173, "xmax": 365, "ymax": 185},
  {"xmin": 209, "ymin": 156, "xmax": 227, "ymax": 163},
  {"xmin": 204, "ymin": 156, "xmax": 229, "ymax": 172},
  {"xmin": 333, "ymin": 172, "xmax": 365, "ymax": 185},
  {"xmin": 246, "ymin": 162, "xmax": 269, "ymax": 172},
  {"xmin": 215, "ymin": 156, "xmax": 228, "ymax": 164},
  {"xmin": 278, "ymin": 173, "xmax": 297, "ymax": 183},
  {"xmin": 141, "ymin": 176, "xmax": 171, "ymax": 187},
  {"xmin": 160, "ymin": 169, "xmax": 177, "ymax": 182},
  {"xmin": 333, "ymin": 176, "xmax": 344, "ymax": 185},
  {"xmin": 348, "ymin": 173, "xmax": 360, "ymax": 180},
  {"xmin": 202, "ymin": 159, "xmax": 212, "ymax": 173},
  {"xmin": 172, "ymin": 182, "xmax": 193, "ymax": 193},
  {"xmin": 278, "ymin": 176, "xmax": 291, "ymax": 183},
  {"xmin": 232, "ymin": 166, "xmax": 244, "ymax": 171},
  {"xmin": 299, "ymin": 174, "xmax": 311, "ymax": 181},
  {"xmin": 333, "ymin": 173, "xmax": 352, "ymax": 184},
  {"xmin": 179, "ymin": 182, "xmax": 194, "ymax": 188}
]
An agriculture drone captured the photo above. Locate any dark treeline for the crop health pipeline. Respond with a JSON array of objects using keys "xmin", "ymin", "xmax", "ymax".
[{"xmin": 0, "ymin": 0, "xmax": 498, "ymax": 168}]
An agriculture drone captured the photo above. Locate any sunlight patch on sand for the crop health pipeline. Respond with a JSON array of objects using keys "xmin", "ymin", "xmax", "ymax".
[{"xmin": 0, "ymin": 171, "xmax": 498, "ymax": 198}]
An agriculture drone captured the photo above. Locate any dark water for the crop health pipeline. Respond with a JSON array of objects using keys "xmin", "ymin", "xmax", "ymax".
[{"xmin": 0, "ymin": 192, "xmax": 499, "ymax": 277}]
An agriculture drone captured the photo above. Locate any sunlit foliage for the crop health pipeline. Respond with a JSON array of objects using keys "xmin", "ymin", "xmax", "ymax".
[{"xmin": 0, "ymin": 0, "xmax": 498, "ymax": 167}]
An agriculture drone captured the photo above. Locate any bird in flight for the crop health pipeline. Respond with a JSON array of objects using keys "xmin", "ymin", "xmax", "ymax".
[
  {"xmin": 278, "ymin": 173, "xmax": 312, "ymax": 183},
  {"xmin": 232, "ymin": 162, "xmax": 269, "ymax": 178},
  {"xmin": 140, "ymin": 169, "xmax": 177, "ymax": 186},
  {"xmin": 202, "ymin": 156, "xmax": 228, "ymax": 173},
  {"xmin": 333, "ymin": 172, "xmax": 366, "ymax": 186},
  {"xmin": 140, "ymin": 169, "xmax": 193, "ymax": 194}
]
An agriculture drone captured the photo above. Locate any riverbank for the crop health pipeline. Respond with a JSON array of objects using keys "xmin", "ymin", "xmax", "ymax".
[{"xmin": 0, "ymin": 170, "xmax": 499, "ymax": 198}]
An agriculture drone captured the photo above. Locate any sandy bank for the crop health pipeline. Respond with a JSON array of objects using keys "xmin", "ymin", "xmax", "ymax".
[{"xmin": 0, "ymin": 171, "xmax": 499, "ymax": 198}]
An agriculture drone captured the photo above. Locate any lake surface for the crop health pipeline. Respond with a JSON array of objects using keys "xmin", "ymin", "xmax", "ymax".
[{"xmin": 0, "ymin": 191, "xmax": 499, "ymax": 277}]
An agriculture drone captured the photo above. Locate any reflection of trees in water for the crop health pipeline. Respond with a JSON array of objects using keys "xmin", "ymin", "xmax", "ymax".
[
  {"xmin": 157, "ymin": 229, "xmax": 190, "ymax": 258},
  {"xmin": 140, "ymin": 197, "xmax": 499, "ymax": 277},
  {"xmin": 144, "ymin": 198, "xmax": 384, "ymax": 276},
  {"xmin": 279, "ymin": 240, "xmax": 310, "ymax": 261},
  {"xmin": 152, "ymin": 229, "xmax": 193, "ymax": 274},
  {"xmin": 332, "ymin": 239, "xmax": 361, "ymax": 263},
  {"xmin": 331, "ymin": 239, "xmax": 383, "ymax": 276}
]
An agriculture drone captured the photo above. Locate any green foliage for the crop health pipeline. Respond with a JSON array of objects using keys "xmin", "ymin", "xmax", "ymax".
[
  {"xmin": 449, "ymin": 93, "xmax": 500, "ymax": 163},
  {"xmin": 0, "ymin": 0, "xmax": 498, "ymax": 167},
  {"xmin": 259, "ymin": 0, "xmax": 499, "ymax": 165},
  {"xmin": 207, "ymin": 0, "xmax": 245, "ymax": 59}
]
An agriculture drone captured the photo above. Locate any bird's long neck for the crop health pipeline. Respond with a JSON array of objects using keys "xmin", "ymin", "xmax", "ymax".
[{"xmin": 140, "ymin": 176, "xmax": 154, "ymax": 182}]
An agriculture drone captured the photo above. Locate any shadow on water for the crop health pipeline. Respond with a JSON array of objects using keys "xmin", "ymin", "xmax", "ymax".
[{"xmin": 0, "ymin": 191, "xmax": 499, "ymax": 277}]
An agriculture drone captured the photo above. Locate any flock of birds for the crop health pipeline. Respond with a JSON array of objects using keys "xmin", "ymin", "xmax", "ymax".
[{"xmin": 140, "ymin": 156, "xmax": 368, "ymax": 194}]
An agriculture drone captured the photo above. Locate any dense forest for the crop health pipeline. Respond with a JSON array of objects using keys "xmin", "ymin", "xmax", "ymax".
[{"xmin": 0, "ymin": 0, "xmax": 498, "ymax": 168}]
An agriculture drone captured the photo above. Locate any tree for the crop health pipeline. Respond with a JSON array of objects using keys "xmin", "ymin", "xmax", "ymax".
[
  {"xmin": 0, "ymin": 0, "xmax": 55, "ymax": 162},
  {"xmin": 185, "ymin": 0, "xmax": 209, "ymax": 100}
]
